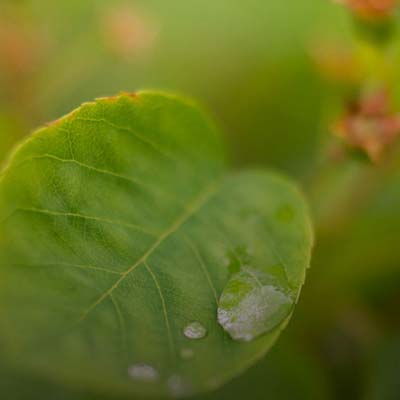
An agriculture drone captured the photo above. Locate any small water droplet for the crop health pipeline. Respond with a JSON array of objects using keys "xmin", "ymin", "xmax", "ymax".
[
  {"xmin": 223, "ymin": 256, "xmax": 230, "ymax": 268},
  {"xmin": 206, "ymin": 377, "xmax": 221, "ymax": 390},
  {"xmin": 218, "ymin": 270, "xmax": 294, "ymax": 342},
  {"xmin": 167, "ymin": 375, "xmax": 192, "ymax": 398},
  {"xmin": 128, "ymin": 363, "xmax": 159, "ymax": 382},
  {"xmin": 183, "ymin": 321, "xmax": 207, "ymax": 340},
  {"xmin": 276, "ymin": 204, "xmax": 295, "ymax": 223},
  {"xmin": 180, "ymin": 348, "xmax": 194, "ymax": 360}
]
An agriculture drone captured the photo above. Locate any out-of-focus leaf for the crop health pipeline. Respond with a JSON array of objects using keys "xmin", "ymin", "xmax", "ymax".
[
  {"xmin": 312, "ymin": 160, "xmax": 400, "ymax": 288},
  {"xmin": 364, "ymin": 337, "xmax": 400, "ymax": 400},
  {"xmin": 0, "ymin": 114, "xmax": 23, "ymax": 164},
  {"xmin": 196, "ymin": 337, "xmax": 333, "ymax": 400},
  {"xmin": 0, "ymin": 92, "xmax": 312, "ymax": 397},
  {"xmin": 3, "ymin": 0, "xmax": 351, "ymax": 177}
]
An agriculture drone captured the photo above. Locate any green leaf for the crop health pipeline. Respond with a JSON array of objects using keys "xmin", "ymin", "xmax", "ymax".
[
  {"xmin": 364, "ymin": 337, "xmax": 400, "ymax": 400},
  {"xmin": 0, "ymin": 92, "xmax": 313, "ymax": 397}
]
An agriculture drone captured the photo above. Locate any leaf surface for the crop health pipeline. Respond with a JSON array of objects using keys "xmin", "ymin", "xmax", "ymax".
[{"xmin": 0, "ymin": 92, "xmax": 312, "ymax": 397}]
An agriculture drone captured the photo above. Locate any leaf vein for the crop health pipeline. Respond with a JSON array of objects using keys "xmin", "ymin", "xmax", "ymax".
[
  {"xmin": 78, "ymin": 180, "xmax": 219, "ymax": 322},
  {"xmin": 110, "ymin": 294, "xmax": 128, "ymax": 353},
  {"xmin": 264, "ymin": 226, "xmax": 293, "ymax": 289},
  {"xmin": 144, "ymin": 261, "xmax": 175, "ymax": 361},
  {"xmin": 75, "ymin": 117, "xmax": 177, "ymax": 162},
  {"xmin": 2, "ymin": 207, "xmax": 157, "ymax": 237},
  {"xmin": 6, "ymin": 154, "xmax": 184, "ymax": 207},
  {"xmin": 6, "ymin": 262, "xmax": 122, "ymax": 275},
  {"xmin": 19, "ymin": 154, "xmax": 147, "ymax": 188},
  {"xmin": 183, "ymin": 234, "xmax": 219, "ymax": 304}
]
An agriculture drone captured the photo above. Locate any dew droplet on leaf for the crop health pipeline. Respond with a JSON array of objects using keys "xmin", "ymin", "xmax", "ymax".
[
  {"xmin": 218, "ymin": 269, "xmax": 294, "ymax": 342},
  {"xmin": 180, "ymin": 348, "xmax": 195, "ymax": 360},
  {"xmin": 128, "ymin": 363, "xmax": 159, "ymax": 382},
  {"xmin": 206, "ymin": 377, "xmax": 221, "ymax": 390},
  {"xmin": 167, "ymin": 375, "xmax": 192, "ymax": 398},
  {"xmin": 183, "ymin": 321, "xmax": 207, "ymax": 340}
]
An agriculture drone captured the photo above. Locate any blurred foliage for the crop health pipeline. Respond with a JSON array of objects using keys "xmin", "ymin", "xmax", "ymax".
[
  {"xmin": 1, "ymin": 0, "xmax": 400, "ymax": 399},
  {"xmin": 0, "ymin": 0, "xmax": 353, "ymax": 174},
  {"xmin": 364, "ymin": 336, "xmax": 400, "ymax": 400}
]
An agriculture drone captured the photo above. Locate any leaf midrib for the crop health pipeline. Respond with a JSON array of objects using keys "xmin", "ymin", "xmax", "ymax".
[{"xmin": 78, "ymin": 179, "xmax": 220, "ymax": 323}]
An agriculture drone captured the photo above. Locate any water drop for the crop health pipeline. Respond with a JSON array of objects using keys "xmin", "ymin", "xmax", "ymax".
[
  {"xmin": 167, "ymin": 375, "xmax": 192, "ymax": 398},
  {"xmin": 218, "ymin": 270, "xmax": 294, "ymax": 342},
  {"xmin": 128, "ymin": 363, "xmax": 159, "ymax": 382},
  {"xmin": 223, "ymin": 256, "xmax": 230, "ymax": 268},
  {"xmin": 180, "ymin": 348, "xmax": 194, "ymax": 360},
  {"xmin": 183, "ymin": 321, "xmax": 207, "ymax": 340},
  {"xmin": 206, "ymin": 377, "xmax": 221, "ymax": 390}
]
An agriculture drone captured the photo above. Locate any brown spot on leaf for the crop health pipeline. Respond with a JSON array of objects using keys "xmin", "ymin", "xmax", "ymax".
[
  {"xmin": 97, "ymin": 92, "xmax": 139, "ymax": 103},
  {"xmin": 46, "ymin": 118, "xmax": 62, "ymax": 127},
  {"xmin": 334, "ymin": 89, "xmax": 400, "ymax": 162}
]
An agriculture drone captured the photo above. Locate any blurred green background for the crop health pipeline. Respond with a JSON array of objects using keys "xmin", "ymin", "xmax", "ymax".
[{"xmin": 1, "ymin": 0, "xmax": 400, "ymax": 399}]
